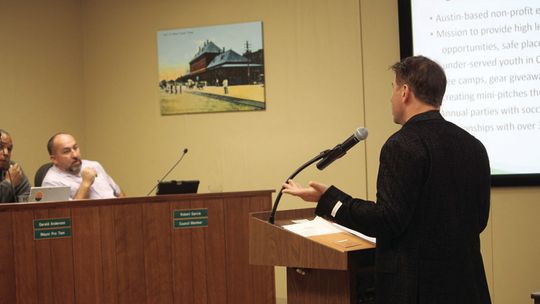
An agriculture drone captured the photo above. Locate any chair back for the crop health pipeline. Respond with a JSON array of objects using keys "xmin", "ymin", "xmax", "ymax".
[{"xmin": 34, "ymin": 163, "xmax": 53, "ymax": 187}]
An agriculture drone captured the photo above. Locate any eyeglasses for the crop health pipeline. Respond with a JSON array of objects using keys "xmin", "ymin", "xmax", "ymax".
[{"xmin": 0, "ymin": 142, "xmax": 12, "ymax": 154}]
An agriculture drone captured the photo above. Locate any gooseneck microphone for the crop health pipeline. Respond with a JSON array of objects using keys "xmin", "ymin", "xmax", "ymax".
[
  {"xmin": 316, "ymin": 128, "xmax": 368, "ymax": 170},
  {"xmin": 268, "ymin": 128, "xmax": 368, "ymax": 224},
  {"xmin": 146, "ymin": 148, "xmax": 188, "ymax": 196}
]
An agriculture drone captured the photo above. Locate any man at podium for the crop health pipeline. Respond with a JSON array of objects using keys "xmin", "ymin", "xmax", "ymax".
[{"xmin": 283, "ymin": 56, "xmax": 491, "ymax": 304}]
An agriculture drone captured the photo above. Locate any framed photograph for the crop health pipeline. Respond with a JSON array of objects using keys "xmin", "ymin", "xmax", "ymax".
[{"xmin": 157, "ymin": 21, "xmax": 265, "ymax": 115}]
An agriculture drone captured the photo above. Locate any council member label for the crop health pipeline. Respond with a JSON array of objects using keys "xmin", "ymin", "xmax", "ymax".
[{"xmin": 173, "ymin": 208, "xmax": 208, "ymax": 229}]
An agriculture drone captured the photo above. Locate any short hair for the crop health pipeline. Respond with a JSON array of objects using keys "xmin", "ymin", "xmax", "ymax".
[
  {"xmin": 391, "ymin": 55, "xmax": 447, "ymax": 106},
  {"xmin": 47, "ymin": 132, "xmax": 66, "ymax": 155}
]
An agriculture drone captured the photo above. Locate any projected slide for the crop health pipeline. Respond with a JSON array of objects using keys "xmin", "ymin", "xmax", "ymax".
[{"xmin": 410, "ymin": 0, "xmax": 540, "ymax": 175}]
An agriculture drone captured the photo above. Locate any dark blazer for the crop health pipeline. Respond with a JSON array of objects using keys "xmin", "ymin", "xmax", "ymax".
[
  {"xmin": 317, "ymin": 110, "xmax": 491, "ymax": 304},
  {"xmin": 0, "ymin": 161, "xmax": 31, "ymax": 203}
]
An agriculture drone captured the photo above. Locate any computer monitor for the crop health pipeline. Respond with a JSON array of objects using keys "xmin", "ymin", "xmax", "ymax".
[{"xmin": 156, "ymin": 180, "xmax": 199, "ymax": 195}]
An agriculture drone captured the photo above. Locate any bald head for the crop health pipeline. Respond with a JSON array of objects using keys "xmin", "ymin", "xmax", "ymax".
[{"xmin": 48, "ymin": 133, "xmax": 83, "ymax": 174}]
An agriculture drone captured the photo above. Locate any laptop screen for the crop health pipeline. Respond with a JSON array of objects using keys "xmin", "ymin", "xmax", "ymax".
[{"xmin": 28, "ymin": 186, "xmax": 71, "ymax": 202}]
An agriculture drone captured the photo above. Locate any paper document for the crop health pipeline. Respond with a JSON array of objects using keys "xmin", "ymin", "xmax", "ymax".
[
  {"xmin": 283, "ymin": 216, "xmax": 377, "ymax": 244},
  {"xmin": 332, "ymin": 222, "xmax": 376, "ymax": 244},
  {"xmin": 282, "ymin": 216, "xmax": 343, "ymax": 237}
]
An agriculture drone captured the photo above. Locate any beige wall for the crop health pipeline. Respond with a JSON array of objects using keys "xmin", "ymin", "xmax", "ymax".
[
  {"xmin": 80, "ymin": 0, "xmax": 367, "ymax": 202},
  {"xmin": 1, "ymin": 0, "xmax": 539, "ymax": 303},
  {"xmin": 0, "ymin": 0, "xmax": 85, "ymax": 176},
  {"xmin": 490, "ymin": 187, "xmax": 540, "ymax": 303}
]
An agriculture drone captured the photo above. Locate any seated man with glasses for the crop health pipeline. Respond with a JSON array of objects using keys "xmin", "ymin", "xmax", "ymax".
[{"xmin": 0, "ymin": 129, "xmax": 30, "ymax": 203}]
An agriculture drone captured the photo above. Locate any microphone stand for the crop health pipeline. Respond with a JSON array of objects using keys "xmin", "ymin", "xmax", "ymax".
[
  {"xmin": 146, "ymin": 149, "xmax": 188, "ymax": 196},
  {"xmin": 268, "ymin": 149, "xmax": 330, "ymax": 224}
]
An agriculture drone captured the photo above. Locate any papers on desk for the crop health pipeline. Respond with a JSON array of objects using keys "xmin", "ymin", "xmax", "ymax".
[
  {"xmin": 283, "ymin": 216, "xmax": 376, "ymax": 244},
  {"xmin": 283, "ymin": 216, "xmax": 342, "ymax": 237},
  {"xmin": 332, "ymin": 222, "xmax": 376, "ymax": 244}
]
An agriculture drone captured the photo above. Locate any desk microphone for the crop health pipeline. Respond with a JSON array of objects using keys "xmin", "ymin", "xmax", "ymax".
[{"xmin": 146, "ymin": 148, "xmax": 188, "ymax": 196}]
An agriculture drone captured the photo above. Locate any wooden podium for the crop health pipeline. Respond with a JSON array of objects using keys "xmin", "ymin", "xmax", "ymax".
[
  {"xmin": 249, "ymin": 208, "xmax": 376, "ymax": 304},
  {"xmin": 0, "ymin": 190, "xmax": 275, "ymax": 304}
]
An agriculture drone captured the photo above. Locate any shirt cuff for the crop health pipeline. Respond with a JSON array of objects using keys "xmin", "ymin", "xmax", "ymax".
[{"xmin": 315, "ymin": 185, "xmax": 343, "ymax": 218}]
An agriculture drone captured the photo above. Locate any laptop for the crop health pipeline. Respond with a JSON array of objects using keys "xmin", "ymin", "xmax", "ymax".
[
  {"xmin": 28, "ymin": 186, "xmax": 71, "ymax": 202},
  {"xmin": 157, "ymin": 180, "xmax": 199, "ymax": 195}
]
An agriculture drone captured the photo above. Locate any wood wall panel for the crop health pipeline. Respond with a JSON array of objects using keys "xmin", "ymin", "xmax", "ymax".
[
  {"xmin": 287, "ymin": 268, "xmax": 351, "ymax": 304},
  {"xmin": 0, "ymin": 212, "xmax": 16, "ymax": 303},
  {"xmin": 99, "ymin": 205, "xmax": 118, "ymax": 304},
  {"xmin": 170, "ymin": 201, "xmax": 194, "ymax": 304},
  {"xmin": 249, "ymin": 191, "xmax": 276, "ymax": 303},
  {"xmin": 114, "ymin": 203, "xmax": 147, "ymax": 304},
  {"xmin": 72, "ymin": 207, "xmax": 103, "ymax": 303},
  {"xmin": 142, "ymin": 202, "xmax": 174, "ymax": 304},
  {"xmin": 48, "ymin": 208, "xmax": 75, "ymax": 304},
  {"xmin": 12, "ymin": 210, "xmax": 38, "ymax": 304},
  {"xmin": 0, "ymin": 191, "xmax": 274, "ymax": 304},
  {"xmin": 251, "ymin": 265, "xmax": 276, "ymax": 303},
  {"xmin": 33, "ymin": 209, "xmax": 54, "ymax": 304},
  {"xmin": 189, "ymin": 199, "xmax": 209, "ymax": 304},
  {"xmin": 203, "ymin": 199, "xmax": 227, "ymax": 304},
  {"xmin": 225, "ymin": 197, "xmax": 253, "ymax": 303}
]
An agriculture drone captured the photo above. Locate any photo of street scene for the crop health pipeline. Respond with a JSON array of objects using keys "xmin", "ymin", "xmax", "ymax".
[{"xmin": 157, "ymin": 21, "xmax": 265, "ymax": 115}]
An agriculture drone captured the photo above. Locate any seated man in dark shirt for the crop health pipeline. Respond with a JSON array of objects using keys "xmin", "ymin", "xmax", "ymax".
[{"xmin": 0, "ymin": 129, "xmax": 30, "ymax": 203}]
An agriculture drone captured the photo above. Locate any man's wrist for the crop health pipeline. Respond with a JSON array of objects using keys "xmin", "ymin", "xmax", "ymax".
[
  {"xmin": 315, "ymin": 185, "xmax": 341, "ymax": 217},
  {"xmin": 80, "ymin": 181, "xmax": 92, "ymax": 189}
]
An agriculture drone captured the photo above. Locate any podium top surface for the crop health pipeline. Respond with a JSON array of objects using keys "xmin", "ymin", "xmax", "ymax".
[{"xmin": 249, "ymin": 208, "xmax": 375, "ymax": 270}]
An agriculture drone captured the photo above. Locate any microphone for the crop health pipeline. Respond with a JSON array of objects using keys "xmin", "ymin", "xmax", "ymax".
[
  {"xmin": 268, "ymin": 127, "xmax": 368, "ymax": 224},
  {"xmin": 316, "ymin": 127, "xmax": 368, "ymax": 170},
  {"xmin": 146, "ymin": 148, "xmax": 188, "ymax": 196}
]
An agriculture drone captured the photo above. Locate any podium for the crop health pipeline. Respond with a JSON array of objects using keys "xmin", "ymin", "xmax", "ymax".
[
  {"xmin": 0, "ymin": 191, "xmax": 275, "ymax": 304},
  {"xmin": 249, "ymin": 208, "xmax": 376, "ymax": 304}
]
